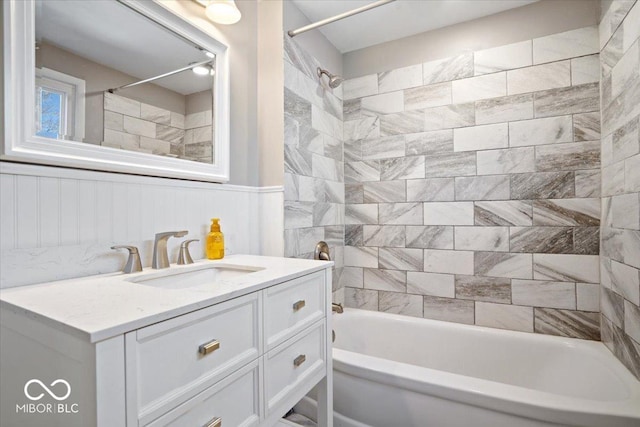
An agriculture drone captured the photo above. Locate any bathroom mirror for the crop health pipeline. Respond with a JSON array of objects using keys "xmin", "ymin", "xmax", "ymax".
[{"xmin": 2, "ymin": 0, "xmax": 230, "ymax": 182}]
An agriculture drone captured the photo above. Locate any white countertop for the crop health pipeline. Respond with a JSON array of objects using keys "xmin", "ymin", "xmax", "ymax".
[{"xmin": 0, "ymin": 255, "xmax": 332, "ymax": 343}]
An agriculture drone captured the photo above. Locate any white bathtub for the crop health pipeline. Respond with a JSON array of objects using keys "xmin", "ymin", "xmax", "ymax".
[{"xmin": 296, "ymin": 308, "xmax": 640, "ymax": 427}]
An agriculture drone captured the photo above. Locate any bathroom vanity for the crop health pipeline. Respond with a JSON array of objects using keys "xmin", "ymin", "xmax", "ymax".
[{"xmin": 0, "ymin": 255, "xmax": 333, "ymax": 427}]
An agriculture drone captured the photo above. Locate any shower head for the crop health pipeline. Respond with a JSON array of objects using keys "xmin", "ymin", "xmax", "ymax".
[{"xmin": 317, "ymin": 67, "xmax": 344, "ymax": 89}]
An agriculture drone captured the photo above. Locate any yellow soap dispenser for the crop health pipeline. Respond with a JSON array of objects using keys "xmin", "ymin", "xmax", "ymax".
[{"xmin": 206, "ymin": 218, "xmax": 225, "ymax": 260}]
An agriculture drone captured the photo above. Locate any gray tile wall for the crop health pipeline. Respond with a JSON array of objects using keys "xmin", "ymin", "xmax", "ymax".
[
  {"xmin": 283, "ymin": 36, "xmax": 345, "ymax": 300},
  {"xmin": 599, "ymin": 0, "xmax": 640, "ymax": 379},
  {"xmin": 342, "ymin": 26, "xmax": 603, "ymax": 340}
]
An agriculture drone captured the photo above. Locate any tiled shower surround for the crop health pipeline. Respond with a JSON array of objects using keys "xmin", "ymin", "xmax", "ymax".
[
  {"xmin": 599, "ymin": 0, "xmax": 640, "ymax": 378},
  {"xmin": 341, "ymin": 26, "xmax": 603, "ymax": 340},
  {"xmin": 283, "ymin": 36, "xmax": 345, "ymax": 299}
]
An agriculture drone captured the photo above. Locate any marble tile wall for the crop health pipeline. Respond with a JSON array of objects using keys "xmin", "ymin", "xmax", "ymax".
[
  {"xmin": 342, "ymin": 26, "xmax": 602, "ymax": 340},
  {"xmin": 103, "ymin": 93, "xmax": 212, "ymax": 163},
  {"xmin": 283, "ymin": 36, "xmax": 345, "ymax": 302},
  {"xmin": 599, "ymin": 0, "xmax": 640, "ymax": 379}
]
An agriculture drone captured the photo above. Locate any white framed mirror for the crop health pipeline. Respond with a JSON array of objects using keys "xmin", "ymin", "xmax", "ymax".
[{"xmin": 2, "ymin": 0, "xmax": 230, "ymax": 182}]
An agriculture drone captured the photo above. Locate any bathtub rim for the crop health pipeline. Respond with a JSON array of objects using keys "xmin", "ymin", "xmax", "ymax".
[{"xmin": 332, "ymin": 308, "xmax": 640, "ymax": 427}]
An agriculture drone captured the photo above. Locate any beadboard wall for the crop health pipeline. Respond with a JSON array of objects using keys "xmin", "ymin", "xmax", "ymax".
[{"xmin": 0, "ymin": 162, "xmax": 283, "ymax": 288}]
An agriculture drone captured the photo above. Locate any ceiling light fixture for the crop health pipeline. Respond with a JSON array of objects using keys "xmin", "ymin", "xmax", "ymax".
[{"xmin": 192, "ymin": 0, "xmax": 242, "ymax": 25}]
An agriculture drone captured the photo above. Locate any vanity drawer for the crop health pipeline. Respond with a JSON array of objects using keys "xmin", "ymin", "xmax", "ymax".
[
  {"xmin": 264, "ymin": 271, "xmax": 326, "ymax": 350},
  {"xmin": 264, "ymin": 320, "xmax": 326, "ymax": 415},
  {"xmin": 145, "ymin": 359, "xmax": 261, "ymax": 427},
  {"xmin": 126, "ymin": 292, "xmax": 261, "ymax": 425}
]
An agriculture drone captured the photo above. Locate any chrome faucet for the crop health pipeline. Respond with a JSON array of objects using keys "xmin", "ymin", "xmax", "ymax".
[{"xmin": 152, "ymin": 231, "xmax": 188, "ymax": 269}]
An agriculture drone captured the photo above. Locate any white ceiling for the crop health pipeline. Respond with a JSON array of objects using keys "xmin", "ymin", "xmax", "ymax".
[
  {"xmin": 36, "ymin": 1, "xmax": 213, "ymax": 95},
  {"xmin": 291, "ymin": 0, "xmax": 539, "ymax": 53}
]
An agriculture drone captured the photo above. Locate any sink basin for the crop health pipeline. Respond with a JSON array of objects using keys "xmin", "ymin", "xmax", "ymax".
[{"xmin": 129, "ymin": 264, "xmax": 264, "ymax": 289}]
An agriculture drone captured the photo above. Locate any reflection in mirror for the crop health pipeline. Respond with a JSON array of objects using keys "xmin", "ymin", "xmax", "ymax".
[{"xmin": 34, "ymin": 0, "xmax": 216, "ymax": 164}]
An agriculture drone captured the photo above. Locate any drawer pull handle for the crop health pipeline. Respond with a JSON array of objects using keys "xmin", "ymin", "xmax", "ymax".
[
  {"xmin": 293, "ymin": 300, "xmax": 306, "ymax": 312},
  {"xmin": 204, "ymin": 417, "xmax": 221, "ymax": 427},
  {"xmin": 199, "ymin": 339, "xmax": 220, "ymax": 356},
  {"xmin": 293, "ymin": 354, "xmax": 306, "ymax": 367}
]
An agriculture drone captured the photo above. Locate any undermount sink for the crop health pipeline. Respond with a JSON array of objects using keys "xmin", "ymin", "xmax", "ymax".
[{"xmin": 129, "ymin": 264, "xmax": 264, "ymax": 289}]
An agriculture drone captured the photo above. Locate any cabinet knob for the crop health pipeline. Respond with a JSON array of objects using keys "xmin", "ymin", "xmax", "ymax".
[
  {"xmin": 292, "ymin": 300, "xmax": 306, "ymax": 312},
  {"xmin": 204, "ymin": 417, "xmax": 221, "ymax": 427},
  {"xmin": 293, "ymin": 354, "xmax": 306, "ymax": 367},
  {"xmin": 198, "ymin": 339, "xmax": 220, "ymax": 356}
]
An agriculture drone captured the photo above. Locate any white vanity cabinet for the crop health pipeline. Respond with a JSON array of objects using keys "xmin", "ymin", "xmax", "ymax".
[{"xmin": 0, "ymin": 258, "xmax": 333, "ymax": 427}]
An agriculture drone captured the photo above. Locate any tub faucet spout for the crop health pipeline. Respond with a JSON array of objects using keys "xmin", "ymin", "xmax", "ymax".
[{"xmin": 332, "ymin": 303, "xmax": 343, "ymax": 313}]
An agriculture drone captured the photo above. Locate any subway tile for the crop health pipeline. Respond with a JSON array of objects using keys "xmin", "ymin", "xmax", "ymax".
[
  {"xmin": 284, "ymin": 201, "xmax": 314, "ymax": 229},
  {"xmin": 312, "ymin": 104, "xmax": 343, "ymax": 139},
  {"xmin": 340, "ymin": 267, "xmax": 364, "ymax": 288},
  {"xmin": 312, "ymin": 203, "xmax": 344, "ymax": 226},
  {"xmin": 345, "ymin": 225, "xmax": 363, "ymax": 246},
  {"xmin": 455, "ymin": 175, "xmax": 511, "ymax": 201},
  {"xmin": 624, "ymin": 300, "xmax": 640, "ymax": 344},
  {"xmin": 602, "ymin": 161, "xmax": 625, "ymax": 197},
  {"xmin": 475, "ymin": 201, "xmax": 533, "ymax": 226},
  {"xmin": 343, "ymin": 99, "xmax": 361, "ymax": 121},
  {"xmin": 344, "ymin": 74, "xmax": 378, "ymax": 100},
  {"xmin": 104, "ymin": 111, "xmax": 123, "ymax": 131},
  {"xmin": 599, "ymin": 1, "xmax": 635, "ymax": 50},
  {"xmin": 284, "ymin": 87, "xmax": 312, "ymax": 121},
  {"xmin": 140, "ymin": 137, "xmax": 171, "ymax": 155},
  {"xmin": 379, "ymin": 247, "xmax": 424, "ymax": 271},
  {"xmin": 424, "ymin": 152, "xmax": 476, "ymax": 177},
  {"xmin": 452, "ymin": 72, "xmax": 507, "ymax": 103},
  {"xmin": 576, "ymin": 283, "xmax": 600, "ymax": 312},
  {"xmin": 455, "ymin": 275, "xmax": 511, "ymax": 303},
  {"xmin": 324, "ymin": 91, "xmax": 343, "ymax": 121},
  {"xmin": 104, "ymin": 92, "xmax": 141, "ymax": 117},
  {"xmin": 406, "ymin": 130, "xmax": 454, "ymax": 155},
  {"xmin": 533, "ymin": 254, "xmax": 600, "ymax": 283},
  {"xmin": 453, "ymin": 123, "xmax": 508, "ymax": 152},
  {"xmin": 532, "ymin": 199, "xmax": 600, "ymax": 226},
  {"xmin": 611, "ymin": 260, "xmax": 640, "ymax": 305},
  {"xmin": 406, "ymin": 225, "xmax": 454, "ymax": 249},
  {"xmin": 509, "ymin": 115, "xmax": 573, "ymax": 147},
  {"xmin": 571, "ymin": 54, "xmax": 600, "ymax": 85},
  {"xmin": 474, "ymin": 40, "xmax": 532, "ymax": 75},
  {"xmin": 602, "ymin": 286, "xmax": 625, "ymax": 328},
  {"xmin": 405, "ymin": 82, "xmax": 452, "ymax": 110},
  {"xmin": 612, "ymin": 193, "xmax": 640, "ymax": 230},
  {"xmin": 344, "ymin": 117, "xmax": 379, "ymax": 143},
  {"xmin": 407, "ymin": 178, "xmax": 455, "ymax": 202},
  {"xmin": 424, "ymin": 202, "xmax": 474, "ymax": 225},
  {"xmin": 511, "ymin": 226, "xmax": 574, "ymax": 254},
  {"xmin": 601, "ymin": 72, "xmax": 640, "ymax": 137},
  {"xmin": 363, "ymin": 180, "xmax": 405, "ymax": 203},
  {"xmin": 344, "ymin": 287, "xmax": 378, "ymax": 310},
  {"xmin": 379, "ymin": 291, "xmax": 423, "ymax": 317},
  {"xmin": 408, "ymin": 272, "xmax": 455, "ymax": 298},
  {"xmin": 362, "ymin": 225, "xmax": 405, "ymax": 247},
  {"xmin": 611, "ymin": 38, "xmax": 639, "ymax": 100},
  {"xmin": 424, "ymin": 249, "xmax": 475, "ymax": 275},
  {"xmin": 311, "ymin": 154, "xmax": 343, "ymax": 181},
  {"xmin": 603, "ymin": 229, "xmax": 640, "ymax": 269},
  {"xmin": 380, "ymin": 111, "xmax": 424, "ymax": 136},
  {"xmin": 344, "ymin": 246, "xmax": 378, "ymax": 268},
  {"xmin": 573, "ymin": 112, "xmax": 600, "ymax": 142},
  {"xmin": 379, "ymin": 64, "xmax": 423, "ymax": 93},
  {"xmin": 622, "ymin": 1, "xmax": 640, "ymax": 52},
  {"xmin": 361, "ymin": 135, "xmax": 405, "ymax": 160},
  {"xmin": 533, "ymin": 26, "xmax": 599, "ymax": 64},
  {"xmin": 507, "ymin": 61, "xmax": 571, "ymax": 95},
  {"xmin": 123, "ymin": 116, "xmax": 155, "ymax": 138},
  {"xmin": 379, "ymin": 203, "xmax": 423, "ymax": 225},
  {"xmin": 380, "ymin": 156, "xmax": 425, "ymax": 180},
  {"xmin": 345, "ymin": 204, "xmax": 378, "ymax": 225},
  {"xmin": 361, "ymin": 91, "xmax": 404, "ymax": 116},
  {"xmin": 534, "ymin": 308, "xmax": 600, "ymax": 340},
  {"xmin": 534, "ymin": 83, "xmax": 599, "ymax": 118},
  {"xmin": 535, "ymin": 140, "xmax": 600, "ymax": 172},
  {"xmin": 476, "ymin": 302, "xmax": 533, "ymax": 332},
  {"xmin": 476, "ymin": 94, "xmax": 533, "ymax": 125},
  {"xmin": 103, "ymin": 129, "xmax": 139, "ymax": 150},
  {"xmin": 613, "ymin": 117, "xmax": 639, "ymax": 163},
  {"xmin": 345, "ymin": 161, "xmax": 380, "ymax": 183},
  {"xmin": 511, "ymin": 172, "xmax": 575, "ymax": 199},
  {"xmin": 477, "ymin": 147, "xmax": 535, "ymax": 175},
  {"xmin": 423, "ymin": 53, "xmax": 474, "ymax": 84},
  {"xmin": 423, "ymin": 296, "xmax": 474, "ymax": 325},
  {"xmin": 423, "ymin": 103, "xmax": 475, "ymax": 131},
  {"xmin": 454, "ymin": 226, "xmax": 509, "ymax": 251},
  {"xmin": 601, "ymin": 24, "xmax": 625, "ymax": 76},
  {"xmin": 364, "ymin": 268, "xmax": 406, "ymax": 292},
  {"xmin": 572, "ymin": 227, "xmax": 599, "ymax": 255},
  {"xmin": 475, "ymin": 252, "xmax": 533, "ymax": 279},
  {"xmin": 626, "ymin": 155, "xmax": 640, "ymax": 193},
  {"xmin": 512, "ymin": 280, "xmax": 576, "ymax": 309}
]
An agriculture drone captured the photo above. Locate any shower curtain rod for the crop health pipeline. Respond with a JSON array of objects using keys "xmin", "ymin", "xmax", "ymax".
[
  {"xmin": 287, "ymin": 0, "xmax": 396, "ymax": 38},
  {"xmin": 107, "ymin": 59, "xmax": 213, "ymax": 93}
]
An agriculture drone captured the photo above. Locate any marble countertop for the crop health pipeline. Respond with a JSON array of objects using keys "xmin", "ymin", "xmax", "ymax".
[{"xmin": 0, "ymin": 255, "xmax": 332, "ymax": 343}]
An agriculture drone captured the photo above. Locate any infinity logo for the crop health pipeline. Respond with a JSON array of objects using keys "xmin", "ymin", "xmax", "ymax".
[{"xmin": 24, "ymin": 379, "xmax": 71, "ymax": 401}]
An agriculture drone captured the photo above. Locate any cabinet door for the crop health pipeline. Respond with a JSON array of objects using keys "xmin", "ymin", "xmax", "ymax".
[
  {"xmin": 145, "ymin": 359, "xmax": 261, "ymax": 427},
  {"xmin": 126, "ymin": 292, "xmax": 261, "ymax": 425}
]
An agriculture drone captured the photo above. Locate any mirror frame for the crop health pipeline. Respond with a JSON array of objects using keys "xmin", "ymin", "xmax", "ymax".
[{"xmin": 2, "ymin": 0, "xmax": 231, "ymax": 182}]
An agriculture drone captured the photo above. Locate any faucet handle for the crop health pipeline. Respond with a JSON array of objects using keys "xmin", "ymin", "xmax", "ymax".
[
  {"xmin": 111, "ymin": 245, "xmax": 143, "ymax": 274},
  {"xmin": 177, "ymin": 239, "xmax": 199, "ymax": 265}
]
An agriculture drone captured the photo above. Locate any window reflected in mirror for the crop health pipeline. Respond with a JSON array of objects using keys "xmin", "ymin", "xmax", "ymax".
[{"xmin": 34, "ymin": 0, "xmax": 216, "ymax": 164}]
